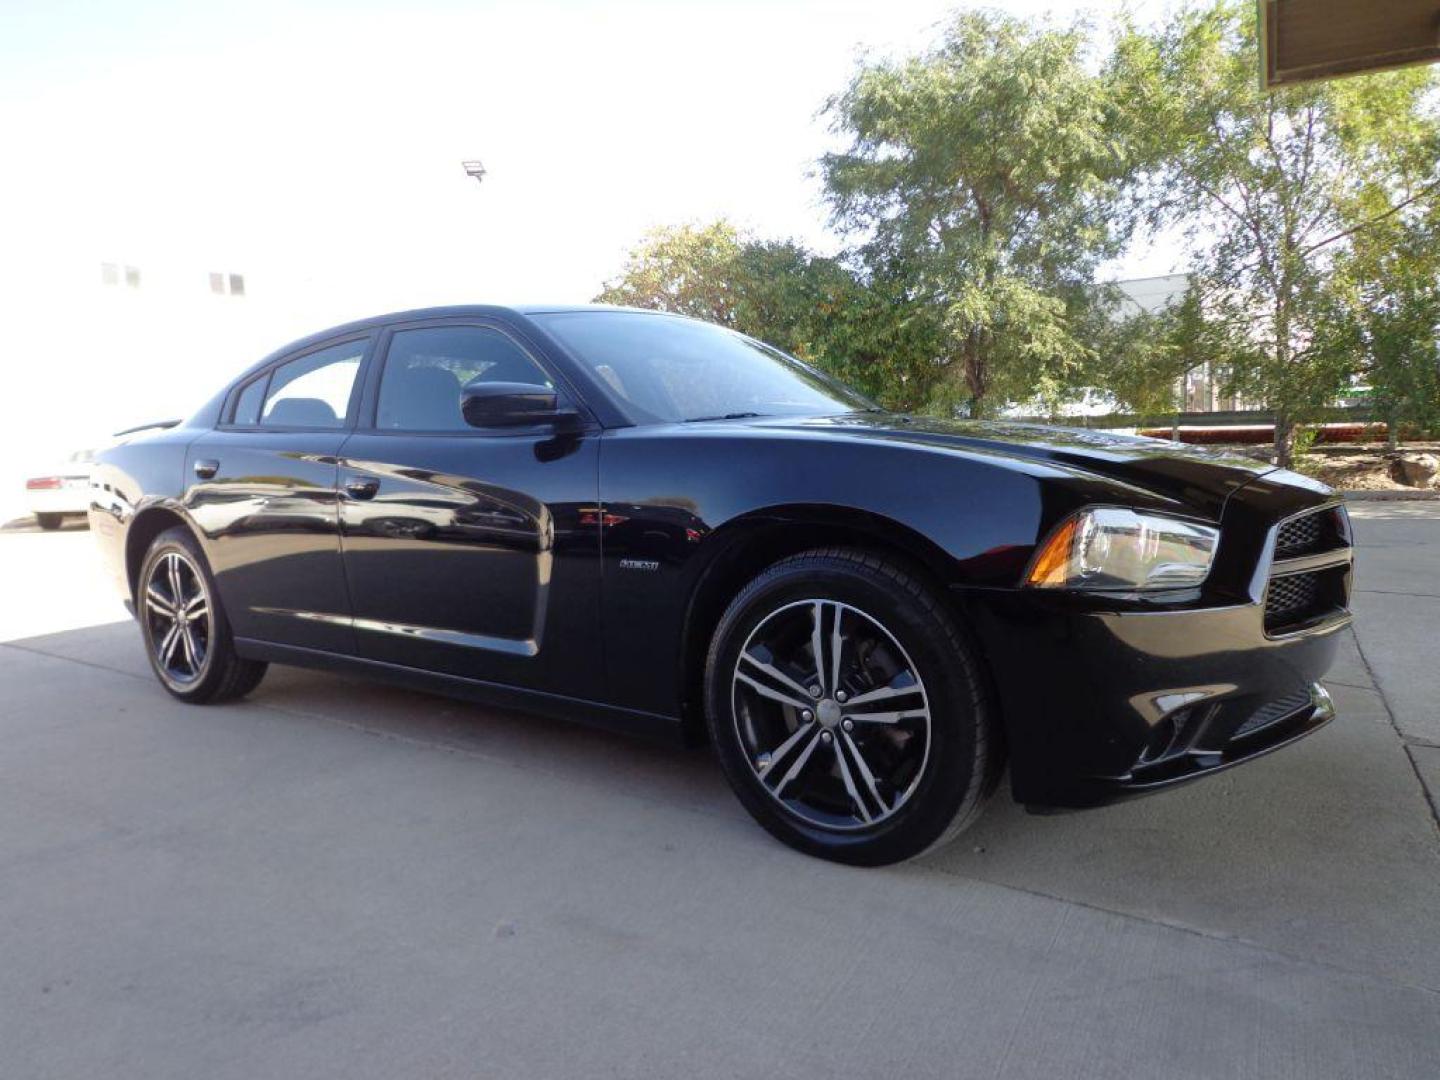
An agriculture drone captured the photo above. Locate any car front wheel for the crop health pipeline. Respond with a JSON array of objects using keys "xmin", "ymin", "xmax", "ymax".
[
  {"xmin": 705, "ymin": 548, "xmax": 999, "ymax": 866},
  {"xmin": 138, "ymin": 527, "xmax": 267, "ymax": 703}
]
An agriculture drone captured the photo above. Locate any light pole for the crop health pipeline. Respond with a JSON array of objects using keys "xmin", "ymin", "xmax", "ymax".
[{"xmin": 461, "ymin": 160, "xmax": 486, "ymax": 186}]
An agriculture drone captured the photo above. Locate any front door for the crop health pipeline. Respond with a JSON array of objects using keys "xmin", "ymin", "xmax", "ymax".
[
  {"xmin": 186, "ymin": 334, "xmax": 371, "ymax": 653},
  {"xmin": 337, "ymin": 322, "xmax": 603, "ymax": 697}
]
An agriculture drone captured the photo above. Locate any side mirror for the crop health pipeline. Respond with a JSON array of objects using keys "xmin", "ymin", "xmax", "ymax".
[{"xmin": 461, "ymin": 381, "xmax": 578, "ymax": 429}]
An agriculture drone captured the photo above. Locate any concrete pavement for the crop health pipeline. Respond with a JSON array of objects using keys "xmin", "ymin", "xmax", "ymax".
[
  {"xmin": 1346, "ymin": 503, "xmax": 1440, "ymax": 746},
  {"xmin": 2, "ymin": 508, "xmax": 1438, "ymax": 1079}
]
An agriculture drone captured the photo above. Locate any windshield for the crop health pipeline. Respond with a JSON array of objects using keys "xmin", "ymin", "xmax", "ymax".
[{"xmin": 533, "ymin": 310, "xmax": 874, "ymax": 424}]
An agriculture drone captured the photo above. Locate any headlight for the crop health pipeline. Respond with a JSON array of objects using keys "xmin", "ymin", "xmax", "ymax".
[{"xmin": 1025, "ymin": 508, "xmax": 1219, "ymax": 591}]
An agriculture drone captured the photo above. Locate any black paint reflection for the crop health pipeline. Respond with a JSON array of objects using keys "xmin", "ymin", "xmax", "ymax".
[
  {"xmin": 336, "ymin": 431, "xmax": 603, "ymax": 696},
  {"xmin": 183, "ymin": 433, "xmax": 354, "ymax": 653}
]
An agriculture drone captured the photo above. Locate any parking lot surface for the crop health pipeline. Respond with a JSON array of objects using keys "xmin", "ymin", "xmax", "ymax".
[{"xmin": 2, "ymin": 506, "xmax": 1438, "ymax": 1079}]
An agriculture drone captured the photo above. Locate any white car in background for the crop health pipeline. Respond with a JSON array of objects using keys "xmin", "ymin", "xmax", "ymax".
[{"xmin": 24, "ymin": 450, "xmax": 96, "ymax": 530}]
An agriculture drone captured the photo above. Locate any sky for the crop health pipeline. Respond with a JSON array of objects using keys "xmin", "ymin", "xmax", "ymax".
[{"xmin": 0, "ymin": 0, "xmax": 1176, "ymax": 495}]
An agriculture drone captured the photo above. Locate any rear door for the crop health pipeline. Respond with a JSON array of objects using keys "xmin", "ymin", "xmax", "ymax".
[
  {"xmin": 185, "ymin": 334, "xmax": 372, "ymax": 653},
  {"xmin": 336, "ymin": 318, "xmax": 603, "ymax": 697}
]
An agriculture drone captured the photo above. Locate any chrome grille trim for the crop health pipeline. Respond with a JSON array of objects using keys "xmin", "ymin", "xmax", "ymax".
[{"xmin": 1263, "ymin": 504, "xmax": 1352, "ymax": 636}]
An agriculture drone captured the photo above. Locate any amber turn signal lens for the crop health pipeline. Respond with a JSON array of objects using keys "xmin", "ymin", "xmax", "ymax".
[{"xmin": 1026, "ymin": 516, "xmax": 1079, "ymax": 587}]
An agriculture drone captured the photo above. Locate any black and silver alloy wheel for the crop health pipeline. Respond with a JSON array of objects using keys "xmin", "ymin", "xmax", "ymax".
[
  {"xmin": 138, "ymin": 527, "xmax": 268, "ymax": 704},
  {"xmin": 144, "ymin": 551, "xmax": 212, "ymax": 688},
  {"xmin": 734, "ymin": 599, "xmax": 931, "ymax": 830},
  {"xmin": 706, "ymin": 548, "xmax": 999, "ymax": 866}
]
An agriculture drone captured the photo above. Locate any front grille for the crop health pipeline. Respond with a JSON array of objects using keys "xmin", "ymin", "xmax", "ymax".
[
  {"xmin": 1275, "ymin": 512, "xmax": 1324, "ymax": 556},
  {"xmin": 1233, "ymin": 690, "xmax": 1311, "ymax": 739},
  {"xmin": 1264, "ymin": 506, "xmax": 1351, "ymax": 634},
  {"xmin": 1264, "ymin": 567, "xmax": 1349, "ymax": 632},
  {"xmin": 1266, "ymin": 571, "xmax": 1321, "ymax": 626}
]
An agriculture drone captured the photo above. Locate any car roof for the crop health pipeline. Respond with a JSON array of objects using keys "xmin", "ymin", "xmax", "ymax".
[
  {"xmin": 257, "ymin": 303, "xmax": 672, "ymax": 364},
  {"xmin": 509, "ymin": 303, "xmax": 665, "ymax": 316}
]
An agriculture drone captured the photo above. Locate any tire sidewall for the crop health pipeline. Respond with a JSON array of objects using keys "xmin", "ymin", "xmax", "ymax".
[{"xmin": 705, "ymin": 557, "xmax": 982, "ymax": 865}]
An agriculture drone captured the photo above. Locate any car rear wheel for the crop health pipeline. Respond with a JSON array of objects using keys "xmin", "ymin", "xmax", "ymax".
[
  {"xmin": 138, "ymin": 528, "xmax": 267, "ymax": 703},
  {"xmin": 35, "ymin": 513, "xmax": 63, "ymax": 531},
  {"xmin": 705, "ymin": 548, "xmax": 999, "ymax": 865}
]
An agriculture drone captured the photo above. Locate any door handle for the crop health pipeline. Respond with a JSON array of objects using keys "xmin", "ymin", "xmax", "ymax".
[
  {"xmin": 345, "ymin": 477, "xmax": 380, "ymax": 500},
  {"xmin": 193, "ymin": 458, "xmax": 219, "ymax": 480}
]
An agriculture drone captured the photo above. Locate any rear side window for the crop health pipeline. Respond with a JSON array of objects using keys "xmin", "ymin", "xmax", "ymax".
[
  {"xmin": 376, "ymin": 326, "xmax": 550, "ymax": 431},
  {"xmin": 231, "ymin": 377, "xmax": 267, "ymax": 426},
  {"xmin": 260, "ymin": 339, "xmax": 366, "ymax": 428}
]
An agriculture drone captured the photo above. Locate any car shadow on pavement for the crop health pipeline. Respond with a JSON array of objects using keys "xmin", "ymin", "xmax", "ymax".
[
  {"xmin": 1, "ymin": 514, "xmax": 90, "ymax": 533},
  {"xmin": 7, "ymin": 619, "xmax": 1440, "ymax": 991},
  {"xmin": 7, "ymin": 619, "xmax": 740, "ymax": 825}
]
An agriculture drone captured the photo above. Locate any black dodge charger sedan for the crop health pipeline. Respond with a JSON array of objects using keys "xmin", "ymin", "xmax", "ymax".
[{"xmin": 89, "ymin": 305, "xmax": 1353, "ymax": 864}]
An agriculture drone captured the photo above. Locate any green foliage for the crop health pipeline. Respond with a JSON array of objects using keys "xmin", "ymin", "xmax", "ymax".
[
  {"xmin": 592, "ymin": 221, "xmax": 943, "ymax": 410},
  {"xmin": 1110, "ymin": 0, "xmax": 1440, "ymax": 464},
  {"xmin": 1094, "ymin": 282, "xmax": 1217, "ymax": 417},
  {"xmin": 1332, "ymin": 218, "xmax": 1440, "ymax": 443},
  {"xmin": 804, "ymin": 266, "xmax": 948, "ymax": 411},
  {"xmin": 595, "ymin": 221, "xmax": 745, "ymax": 325},
  {"xmin": 821, "ymin": 10, "xmax": 1133, "ymax": 417},
  {"xmin": 594, "ymin": 4, "xmax": 1440, "ymax": 446}
]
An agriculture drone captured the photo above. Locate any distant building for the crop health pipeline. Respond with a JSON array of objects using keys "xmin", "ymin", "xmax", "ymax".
[
  {"xmin": 7, "ymin": 251, "xmax": 281, "ymax": 455},
  {"xmin": 1111, "ymin": 273, "xmax": 1241, "ymax": 414},
  {"xmin": 1111, "ymin": 273, "xmax": 1189, "ymax": 317},
  {"xmin": 1007, "ymin": 273, "xmax": 1238, "ymax": 420}
]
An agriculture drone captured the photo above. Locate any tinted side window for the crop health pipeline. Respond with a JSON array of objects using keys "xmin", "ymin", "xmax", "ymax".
[
  {"xmin": 376, "ymin": 326, "xmax": 550, "ymax": 431},
  {"xmin": 261, "ymin": 339, "xmax": 366, "ymax": 428},
  {"xmin": 231, "ymin": 376, "xmax": 267, "ymax": 426}
]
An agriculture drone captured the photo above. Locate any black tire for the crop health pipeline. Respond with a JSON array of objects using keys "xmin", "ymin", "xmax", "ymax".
[
  {"xmin": 137, "ymin": 527, "xmax": 268, "ymax": 704},
  {"xmin": 705, "ymin": 548, "xmax": 999, "ymax": 866},
  {"xmin": 35, "ymin": 513, "xmax": 64, "ymax": 530}
]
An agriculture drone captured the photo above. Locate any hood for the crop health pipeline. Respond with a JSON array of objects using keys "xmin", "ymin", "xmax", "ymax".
[{"xmin": 764, "ymin": 413, "xmax": 1280, "ymax": 519}]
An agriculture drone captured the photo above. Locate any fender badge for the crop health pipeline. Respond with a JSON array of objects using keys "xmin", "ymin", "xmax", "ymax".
[{"xmin": 618, "ymin": 558, "xmax": 660, "ymax": 572}]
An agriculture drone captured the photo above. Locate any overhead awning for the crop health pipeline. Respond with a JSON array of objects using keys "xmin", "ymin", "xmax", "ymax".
[{"xmin": 1261, "ymin": 0, "xmax": 1440, "ymax": 88}]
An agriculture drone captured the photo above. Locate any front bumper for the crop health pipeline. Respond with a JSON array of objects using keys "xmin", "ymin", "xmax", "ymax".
[
  {"xmin": 1056, "ymin": 681, "xmax": 1335, "ymax": 804},
  {"xmin": 953, "ymin": 467, "xmax": 1355, "ymax": 809},
  {"xmin": 959, "ymin": 591, "xmax": 1347, "ymax": 808}
]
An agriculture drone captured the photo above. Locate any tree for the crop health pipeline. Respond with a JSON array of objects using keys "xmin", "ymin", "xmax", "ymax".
[
  {"xmin": 594, "ymin": 221, "xmax": 843, "ymax": 349},
  {"xmin": 821, "ymin": 10, "xmax": 1135, "ymax": 418},
  {"xmin": 594, "ymin": 220, "xmax": 945, "ymax": 410},
  {"xmin": 595, "ymin": 221, "xmax": 745, "ymax": 325},
  {"xmin": 1333, "ymin": 215, "xmax": 1440, "ymax": 448},
  {"xmin": 1094, "ymin": 280, "xmax": 1232, "ymax": 418},
  {"xmin": 799, "ymin": 262, "xmax": 948, "ymax": 410},
  {"xmin": 1112, "ymin": 1, "xmax": 1440, "ymax": 466}
]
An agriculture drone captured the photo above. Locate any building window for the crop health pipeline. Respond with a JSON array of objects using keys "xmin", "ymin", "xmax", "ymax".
[
  {"xmin": 210, "ymin": 271, "xmax": 247, "ymax": 297},
  {"xmin": 102, "ymin": 262, "xmax": 141, "ymax": 288}
]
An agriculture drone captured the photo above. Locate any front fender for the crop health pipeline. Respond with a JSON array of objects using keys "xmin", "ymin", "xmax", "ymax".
[{"xmin": 595, "ymin": 426, "xmax": 1172, "ymax": 717}]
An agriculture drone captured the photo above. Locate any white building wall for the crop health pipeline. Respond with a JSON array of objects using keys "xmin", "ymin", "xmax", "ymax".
[{"xmin": 0, "ymin": 248, "xmax": 290, "ymax": 522}]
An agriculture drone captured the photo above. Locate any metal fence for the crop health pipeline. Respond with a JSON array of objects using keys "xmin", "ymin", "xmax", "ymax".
[{"xmin": 1009, "ymin": 405, "xmax": 1379, "ymax": 430}]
